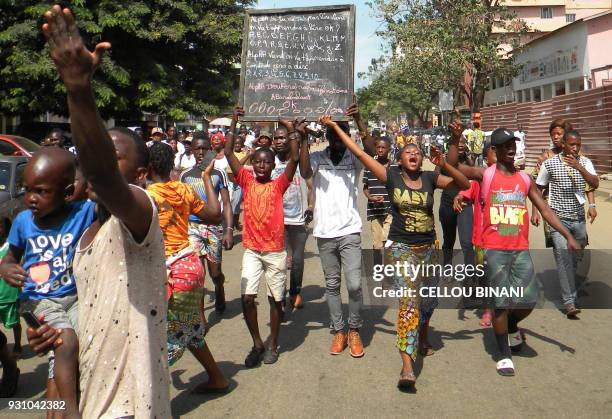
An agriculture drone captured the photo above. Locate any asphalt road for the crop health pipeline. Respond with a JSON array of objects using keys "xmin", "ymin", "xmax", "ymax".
[{"xmin": 3, "ymin": 153, "xmax": 612, "ymax": 418}]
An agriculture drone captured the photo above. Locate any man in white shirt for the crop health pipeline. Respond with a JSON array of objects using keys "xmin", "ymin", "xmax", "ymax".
[
  {"xmin": 514, "ymin": 125, "xmax": 526, "ymax": 169},
  {"xmin": 300, "ymin": 103, "xmax": 375, "ymax": 358}
]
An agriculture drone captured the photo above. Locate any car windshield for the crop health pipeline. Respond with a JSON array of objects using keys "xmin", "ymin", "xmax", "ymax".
[
  {"xmin": 0, "ymin": 162, "xmax": 10, "ymax": 192},
  {"xmin": 8, "ymin": 136, "xmax": 40, "ymax": 152}
]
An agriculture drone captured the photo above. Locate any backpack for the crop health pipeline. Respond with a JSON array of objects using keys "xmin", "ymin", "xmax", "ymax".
[
  {"xmin": 480, "ymin": 165, "xmax": 531, "ymax": 204},
  {"xmin": 479, "ymin": 165, "xmax": 531, "ymax": 233}
]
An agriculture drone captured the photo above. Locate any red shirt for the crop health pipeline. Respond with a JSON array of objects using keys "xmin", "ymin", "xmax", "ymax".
[
  {"xmin": 459, "ymin": 180, "xmax": 482, "ymax": 247},
  {"xmin": 236, "ymin": 167, "xmax": 291, "ymax": 252},
  {"xmin": 481, "ymin": 169, "xmax": 530, "ymax": 250}
]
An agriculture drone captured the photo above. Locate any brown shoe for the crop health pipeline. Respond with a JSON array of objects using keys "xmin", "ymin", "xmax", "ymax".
[
  {"xmin": 329, "ymin": 331, "xmax": 347, "ymax": 355},
  {"xmin": 290, "ymin": 294, "xmax": 303, "ymax": 309},
  {"xmin": 565, "ymin": 304, "xmax": 581, "ymax": 318},
  {"xmin": 348, "ymin": 329, "xmax": 364, "ymax": 358}
]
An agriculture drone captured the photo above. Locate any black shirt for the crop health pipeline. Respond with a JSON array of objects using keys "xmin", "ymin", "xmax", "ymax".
[{"xmin": 386, "ymin": 167, "xmax": 439, "ymax": 245}]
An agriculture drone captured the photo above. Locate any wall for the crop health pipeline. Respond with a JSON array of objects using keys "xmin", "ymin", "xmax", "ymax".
[
  {"xmin": 513, "ymin": 20, "xmax": 588, "ymax": 92},
  {"xmin": 586, "ymin": 11, "xmax": 612, "ymax": 79},
  {"xmin": 480, "ymin": 85, "xmax": 612, "ymax": 173}
]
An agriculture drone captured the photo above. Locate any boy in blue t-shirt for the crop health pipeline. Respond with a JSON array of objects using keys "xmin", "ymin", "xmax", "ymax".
[{"xmin": 0, "ymin": 147, "xmax": 95, "ymax": 413}]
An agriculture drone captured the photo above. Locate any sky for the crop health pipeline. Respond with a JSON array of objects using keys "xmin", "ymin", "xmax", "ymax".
[{"xmin": 254, "ymin": 0, "xmax": 386, "ymax": 89}]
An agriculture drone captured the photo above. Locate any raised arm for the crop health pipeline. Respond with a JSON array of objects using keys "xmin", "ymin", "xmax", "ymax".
[
  {"xmin": 42, "ymin": 6, "xmax": 151, "ymax": 241},
  {"xmin": 319, "ymin": 115, "xmax": 387, "ymax": 183},
  {"xmin": 224, "ymin": 106, "xmax": 243, "ymax": 177},
  {"xmin": 347, "ymin": 95, "xmax": 375, "ymax": 157},
  {"xmin": 283, "ymin": 133, "xmax": 300, "ymax": 181}
]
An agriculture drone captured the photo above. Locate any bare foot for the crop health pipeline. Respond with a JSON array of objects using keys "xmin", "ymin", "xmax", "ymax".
[{"xmin": 192, "ymin": 379, "xmax": 230, "ymax": 394}]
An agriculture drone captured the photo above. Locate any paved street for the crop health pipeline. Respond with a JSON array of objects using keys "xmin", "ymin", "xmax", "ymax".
[{"xmin": 3, "ymin": 155, "xmax": 612, "ymax": 418}]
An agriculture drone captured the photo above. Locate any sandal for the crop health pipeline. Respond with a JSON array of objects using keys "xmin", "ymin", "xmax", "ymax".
[
  {"xmin": 496, "ymin": 358, "xmax": 515, "ymax": 376},
  {"xmin": 418, "ymin": 345, "xmax": 435, "ymax": 356},
  {"xmin": 397, "ymin": 372, "xmax": 416, "ymax": 389},
  {"xmin": 192, "ymin": 381, "xmax": 230, "ymax": 394},
  {"xmin": 479, "ymin": 311, "xmax": 492, "ymax": 327}
]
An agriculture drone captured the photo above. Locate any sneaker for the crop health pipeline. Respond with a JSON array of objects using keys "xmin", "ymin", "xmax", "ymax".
[
  {"xmin": 290, "ymin": 294, "xmax": 303, "ymax": 309},
  {"xmin": 263, "ymin": 347, "xmax": 279, "ymax": 364},
  {"xmin": 348, "ymin": 329, "xmax": 365, "ymax": 358},
  {"xmin": 329, "ymin": 331, "xmax": 347, "ymax": 355},
  {"xmin": 244, "ymin": 346, "xmax": 265, "ymax": 368},
  {"xmin": 565, "ymin": 304, "xmax": 581, "ymax": 318}
]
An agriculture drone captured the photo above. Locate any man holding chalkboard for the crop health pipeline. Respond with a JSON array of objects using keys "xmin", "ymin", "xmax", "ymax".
[{"xmin": 299, "ymin": 100, "xmax": 375, "ymax": 358}]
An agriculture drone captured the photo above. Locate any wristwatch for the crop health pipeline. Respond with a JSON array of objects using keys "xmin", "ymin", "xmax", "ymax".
[{"xmin": 589, "ymin": 203, "xmax": 596, "ymax": 208}]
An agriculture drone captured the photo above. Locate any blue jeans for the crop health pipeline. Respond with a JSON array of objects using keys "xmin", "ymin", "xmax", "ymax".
[
  {"xmin": 550, "ymin": 219, "xmax": 587, "ymax": 306},
  {"xmin": 317, "ymin": 233, "xmax": 363, "ymax": 331}
]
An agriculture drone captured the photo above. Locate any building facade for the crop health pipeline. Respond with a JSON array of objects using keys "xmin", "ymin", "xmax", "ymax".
[{"xmin": 485, "ymin": 10, "xmax": 612, "ymax": 106}]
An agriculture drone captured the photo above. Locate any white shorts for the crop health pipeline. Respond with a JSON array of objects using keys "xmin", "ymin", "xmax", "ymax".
[{"xmin": 241, "ymin": 249, "xmax": 287, "ymax": 301}]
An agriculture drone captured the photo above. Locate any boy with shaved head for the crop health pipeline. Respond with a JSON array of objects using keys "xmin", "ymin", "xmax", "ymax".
[{"xmin": 0, "ymin": 146, "xmax": 95, "ymax": 415}]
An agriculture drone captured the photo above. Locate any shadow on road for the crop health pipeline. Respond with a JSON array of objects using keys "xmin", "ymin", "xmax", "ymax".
[{"xmin": 170, "ymin": 361, "xmax": 242, "ymax": 418}]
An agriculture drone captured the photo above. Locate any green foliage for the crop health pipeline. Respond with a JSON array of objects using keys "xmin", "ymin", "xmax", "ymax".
[
  {"xmin": 368, "ymin": 0, "xmax": 528, "ymax": 112},
  {"xmin": 0, "ymin": 0, "xmax": 254, "ymax": 120}
]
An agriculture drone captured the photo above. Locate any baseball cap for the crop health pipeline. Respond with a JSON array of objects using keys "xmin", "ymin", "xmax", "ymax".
[
  {"xmin": 259, "ymin": 131, "xmax": 272, "ymax": 139},
  {"xmin": 151, "ymin": 127, "xmax": 163, "ymax": 135},
  {"xmin": 490, "ymin": 128, "xmax": 517, "ymax": 146}
]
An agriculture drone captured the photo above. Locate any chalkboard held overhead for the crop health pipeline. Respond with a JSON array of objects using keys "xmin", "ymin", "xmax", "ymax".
[{"xmin": 239, "ymin": 5, "xmax": 356, "ymax": 122}]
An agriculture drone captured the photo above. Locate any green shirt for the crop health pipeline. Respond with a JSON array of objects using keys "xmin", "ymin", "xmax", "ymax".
[
  {"xmin": 0, "ymin": 242, "xmax": 19, "ymax": 304},
  {"xmin": 467, "ymin": 129, "xmax": 485, "ymax": 154}
]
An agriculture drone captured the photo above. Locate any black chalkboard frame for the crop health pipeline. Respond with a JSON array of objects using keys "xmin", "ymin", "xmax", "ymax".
[{"xmin": 239, "ymin": 4, "xmax": 356, "ymax": 122}]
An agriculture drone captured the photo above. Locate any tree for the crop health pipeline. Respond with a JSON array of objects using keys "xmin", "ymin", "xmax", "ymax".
[
  {"xmin": 357, "ymin": 63, "xmax": 437, "ymax": 127},
  {"xmin": 0, "ymin": 0, "xmax": 254, "ymax": 121},
  {"xmin": 368, "ymin": 0, "xmax": 528, "ymax": 113}
]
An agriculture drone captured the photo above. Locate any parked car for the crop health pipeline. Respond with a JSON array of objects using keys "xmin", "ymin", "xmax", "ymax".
[
  {"xmin": 0, "ymin": 134, "xmax": 40, "ymax": 158},
  {"xmin": 0, "ymin": 156, "xmax": 28, "ymax": 224}
]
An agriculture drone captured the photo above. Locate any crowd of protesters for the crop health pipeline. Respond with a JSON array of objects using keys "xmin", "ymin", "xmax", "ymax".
[{"xmin": 0, "ymin": 5, "xmax": 601, "ymax": 417}]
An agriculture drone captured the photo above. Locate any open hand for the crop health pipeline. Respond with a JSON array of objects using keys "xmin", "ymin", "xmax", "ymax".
[
  {"xmin": 429, "ymin": 145, "xmax": 445, "ymax": 167},
  {"xmin": 448, "ymin": 120, "xmax": 464, "ymax": 144},
  {"xmin": 561, "ymin": 155, "xmax": 580, "ymax": 170},
  {"xmin": 42, "ymin": 5, "xmax": 111, "ymax": 91}
]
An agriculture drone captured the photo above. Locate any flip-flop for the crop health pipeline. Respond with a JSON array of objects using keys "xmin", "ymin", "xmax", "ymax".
[
  {"xmin": 496, "ymin": 358, "xmax": 515, "ymax": 376},
  {"xmin": 192, "ymin": 382, "xmax": 230, "ymax": 395},
  {"xmin": 397, "ymin": 372, "xmax": 416, "ymax": 389},
  {"xmin": 418, "ymin": 346, "xmax": 435, "ymax": 356}
]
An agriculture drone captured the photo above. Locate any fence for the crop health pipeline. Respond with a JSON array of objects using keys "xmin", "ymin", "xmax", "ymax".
[{"xmin": 480, "ymin": 85, "xmax": 612, "ymax": 174}]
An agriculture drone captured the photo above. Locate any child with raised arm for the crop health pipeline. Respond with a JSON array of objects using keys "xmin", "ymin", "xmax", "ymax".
[
  {"xmin": 318, "ymin": 114, "xmax": 469, "ymax": 390},
  {"xmin": 224, "ymin": 106, "xmax": 301, "ymax": 367}
]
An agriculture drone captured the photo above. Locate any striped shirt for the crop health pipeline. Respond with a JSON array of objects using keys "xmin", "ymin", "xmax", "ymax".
[{"xmin": 363, "ymin": 158, "xmax": 394, "ymax": 220}]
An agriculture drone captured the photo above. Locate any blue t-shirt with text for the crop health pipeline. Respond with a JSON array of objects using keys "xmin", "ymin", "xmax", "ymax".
[{"xmin": 8, "ymin": 201, "xmax": 96, "ymax": 301}]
